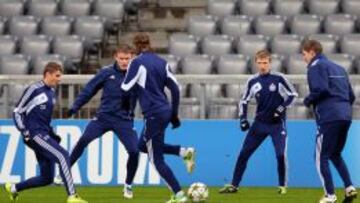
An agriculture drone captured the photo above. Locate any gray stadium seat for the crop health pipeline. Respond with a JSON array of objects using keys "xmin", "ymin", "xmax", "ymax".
[
  {"xmin": 0, "ymin": 35, "xmax": 17, "ymax": 55},
  {"xmin": 342, "ymin": 0, "xmax": 360, "ymax": 16},
  {"xmin": 308, "ymin": 0, "xmax": 340, "ymax": 15},
  {"xmin": 324, "ymin": 14, "xmax": 356, "ymax": 35},
  {"xmin": 296, "ymin": 84, "xmax": 309, "ymax": 98},
  {"xmin": 326, "ymin": 54, "xmax": 354, "ymax": 73},
  {"xmin": 250, "ymin": 54, "xmax": 285, "ymax": 73},
  {"xmin": 27, "ymin": 0, "xmax": 58, "ymax": 17},
  {"xmin": 190, "ymin": 84, "xmax": 223, "ymax": 99},
  {"xmin": 287, "ymin": 105, "xmax": 309, "ymax": 119},
  {"xmin": 220, "ymin": 15, "xmax": 253, "ymax": 37},
  {"xmin": 273, "ymin": 0, "xmax": 305, "ymax": 17},
  {"xmin": 53, "ymin": 35, "xmax": 84, "ymax": 63},
  {"xmin": 216, "ymin": 54, "xmax": 249, "ymax": 74},
  {"xmin": 271, "ymin": 34, "xmax": 302, "ymax": 55},
  {"xmin": 341, "ymin": 34, "xmax": 360, "ymax": 56},
  {"xmin": 9, "ymin": 16, "xmax": 39, "ymax": 37},
  {"xmin": 307, "ymin": 34, "xmax": 338, "ymax": 53},
  {"xmin": 168, "ymin": 33, "xmax": 198, "ymax": 57},
  {"xmin": 94, "ymin": 0, "xmax": 124, "ymax": 27},
  {"xmin": 60, "ymin": 0, "xmax": 91, "ymax": 17},
  {"xmin": 239, "ymin": 0, "xmax": 271, "ymax": 16},
  {"xmin": 236, "ymin": 35, "xmax": 269, "ymax": 56},
  {"xmin": 352, "ymin": 105, "xmax": 360, "ymax": 119},
  {"xmin": 186, "ymin": 15, "xmax": 218, "ymax": 38},
  {"xmin": 201, "ymin": 35, "xmax": 233, "ymax": 58},
  {"xmin": 225, "ymin": 84, "xmax": 247, "ymax": 99},
  {"xmin": 356, "ymin": 58, "xmax": 360, "ymax": 74},
  {"xmin": 0, "ymin": 0, "xmax": 24, "ymax": 17},
  {"xmin": 181, "ymin": 55, "xmax": 213, "ymax": 74},
  {"xmin": 20, "ymin": 35, "xmax": 51, "ymax": 57},
  {"xmin": 179, "ymin": 97, "xmax": 201, "ymax": 119},
  {"xmin": 32, "ymin": 54, "xmax": 66, "ymax": 74},
  {"xmin": 285, "ymin": 54, "xmax": 308, "ymax": 74},
  {"xmin": 207, "ymin": 0, "xmax": 236, "ymax": 18},
  {"xmin": 0, "ymin": 54, "xmax": 30, "ymax": 74},
  {"xmin": 0, "ymin": 17, "xmax": 6, "ymax": 34},
  {"xmin": 41, "ymin": 16, "xmax": 72, "ymax": 37},
  {"xmin": 254, "ymin": 15, "xmax": 286, "ymax": 37},
  {"xmin": 158, "ymin": 54, "xmax": 181, "ymax": 74},
  {"xmin": 208, "ymin": 98, "xmax": 238, "ymax": 119},
  {"xmin": 290, "ymin": 15, "xmax": 322, "ymax": 36},
  {"xmin": 74, "ymin": 16, "xmax": 105, "ymax": 44}
]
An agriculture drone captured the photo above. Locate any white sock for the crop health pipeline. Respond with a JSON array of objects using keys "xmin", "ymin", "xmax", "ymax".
[
  {"xmin": 175, "ymin": 190, "xmax": 184, "ymax": 198},
  {"xmin": 11, "ymin": 184, "xmax": 17, "ymax": 193},
  {"xmin": 179, "ymin": 147, "xmax": 187, "ymax": 158},
  {"xmin": 346, "ymin": 185, "xmax": 356, "ymax": 193}
]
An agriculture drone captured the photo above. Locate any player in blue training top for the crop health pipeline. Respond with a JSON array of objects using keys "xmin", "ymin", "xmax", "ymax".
[
  {"xmin": 6, "ymin": 62, "xmax": 87, "ymax": 203},
  {"xmin": 53, "ymin": 45, "xmax": 140, "ymax": 199},
  {"xmin": 120, "ymin": 33, "xmax": 195, "ymax": 203},
  {"xmin": 302, "ymin": 40, "xmax": 357, "ymax": 203},
  {"xmin": 219, "ymin": 50, "xmax": 298, "ymax": 195}
]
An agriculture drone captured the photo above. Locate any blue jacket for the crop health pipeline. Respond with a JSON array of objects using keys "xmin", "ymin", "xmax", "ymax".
[
  {"xmin": 71, "ymin": 63, "xmax": 136, "ymax": 120},
  {"xmin": 120, "ymin": 51, "xmax": 180, "ymax": 118},
  {"xmin": 13, "ymin": 80, "xmax": 56, "ymax": 136},
  {"xmin": 239, "ymin": 71, "xmax": 298, "ymax": 124},
  {"xmin": 304, "ymin": 54, "xmax": 355, "ymax": 124}
]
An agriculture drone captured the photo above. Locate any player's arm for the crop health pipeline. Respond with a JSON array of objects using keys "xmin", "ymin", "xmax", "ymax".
[
  {"xmin": 165, "ymin": 64, "xmax": 181, "ymax": 129},
  {"xmin": 238, "ymin": 78, "xmax": 254, "ymax": 131},
  {"xmin": 13, "ymin": 86, "xmax": 35, "ymax": 136},
  {"xmin": 304, "ymin": 64, "xmax": 329, "ymax": 107},
  {"xmin": 276, "ymin": 75, "xmax": 299, "ymax": 116},
  {"xmin": 121, "ymin": 59, "xmax": 142, "ymax": 93}
]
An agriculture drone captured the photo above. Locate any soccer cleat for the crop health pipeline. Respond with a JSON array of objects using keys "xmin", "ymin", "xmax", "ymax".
[
  {"xmin": 319, "ymin": 194, "xmax": 337, "ymax": 203},
  {"xmin": 219, "ymin": 184, "xmax": 238, "ymax": 194},
  {"xmin": 278, "ymin": 186, "xmax": 287, "ymax": 195},
  {"xmin": 67, "ymin": 194, "xmax": 88, "ymax": 203},
  {"xmin": 343, "ymin": 187, "xmax": 357, "ymax": 203},
  {"xmin": 53, "ymin": 175, "xmax": 63, "ymax": 185},
  {"xmin": 183, "ymin": 148, "xmax": 195, "ymax": 173},
  {"xmin": 123, "ymin": 185, "xmax": 133, "ymax": 199},
  {"xmin": 4, "ymin": 183, "xmax": 19, "ymax": 201},
  {"xmin": 166, "ymin": 191, "xmax": 188, "ymax": 203}
]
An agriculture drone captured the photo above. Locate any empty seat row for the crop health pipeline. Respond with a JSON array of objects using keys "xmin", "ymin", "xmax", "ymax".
[
  {"xmin": 207, "ymin": 0, "xmax": 360, "ymax": 18},
  {"xmin": 186, "ymin": 14, "xmax": 359, "ymax": 38}
]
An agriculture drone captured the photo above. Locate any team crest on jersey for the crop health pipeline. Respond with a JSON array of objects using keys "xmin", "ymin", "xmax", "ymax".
[
  {"xmin": 109, "ymin": 75, "xmax": 115, "ymax": 80},
  {"xmin": 269, "ymin": 83, "xmax": 276, "ymax": 92}
]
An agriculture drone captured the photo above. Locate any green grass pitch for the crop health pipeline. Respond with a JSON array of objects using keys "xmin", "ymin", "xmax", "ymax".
[{"xmin": 0, "ymin": 186, "xmax": 358, "ymax": 203}]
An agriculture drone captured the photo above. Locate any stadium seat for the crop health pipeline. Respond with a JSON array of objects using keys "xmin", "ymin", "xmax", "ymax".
[
  {"xmin": 216, "ymin": 54, "xmax": 249, "ymax": 74},
  {"xmin": 208, "ymin": 98, "xmax": 238, "ymax": 119},
  {"xmin": 324, "ymin": 14, "xmax": 356, "ymax": 35},
  {"xmin": 74, "ymin": 16, "xmax": 105, "ymax": 46},
  {"xmin": 20, "ymin": 35, "xmax": 51, "ymax": 57},
  {"xmin": 8, "ymin": 84, "xmax": 28, "ymax": 105},
  {"xmin": 225, "ymin": 84, "xmax": 247, "ymax": 99},
  {"xmin": 254, "ymin": 15, "xmax": 286, "ymax": 37},
  {"xmin": 32, "ymin": 54, "xmax": 66, "ymax": 74},
  {"xmin": 355, "ymin": 58, "xmax": 360, "ymax": 74},
  {"xmin": 186, "ymin": 15, "xmax": 218, "ymax": 38},
  {"xmin": 0, "ymin": 54, "xmax": 30, "ymax": 74},
  {"xmin": 307, "ymin": 34, "xmax": 338, "ymax": 53},
  {"xmin": 273, "ymin": 0, "xmax": 305, "ymax": 17},
  {"xmin": 285, "ymin": 54, "xmax": 308, "ymax": 74},
  {"xmin": 201, "ymin": 35, "xmax": 233, "ymax": 58},
  {"xmin": 179, "ymin": 97, "xmax": 201, "ymax": 119},
  {"xmin": 236, "ymin": 35, "xmax": 269, "ymax": 56},
  {"xmin": 353, "ymin": 105, "xmax": 360, "ymax": 119},
  {"xmin": 0, "ymin": 0, "xmax": 24, "ymax": 17},
  {"xmin": 94, "ymin": 0, "xmax": 125, "ymax": 25},
  {"xmin": 287, "ymin": 105, "xmax": 309, "ymax": 119},
  {"xmin": 168, "ymin": 33, "xmax": 198, "ymax": 57},
  {"xmin": 207, "ymin": 0, "xmax": 236, "ymax": 18},
  {"xmin": 270, "ymin": 34, "xmax": 302, "ymax": 55},
  {"xmin": 60, "ymin": 0, "xmax": 91, "ymax": 17},
  {"xmin": 326, "ymin": 54, "xmax": 354, "ymax": 73},
  {"xmin": 189, "ymin": 84, "xmax": 223, "ymax": 99},
  {"xmin": 290, "ymin": 15, "xmax": 322, "ymax": 36},
  {"xmin": 239, "ymin": 0, "xmax": 271, "ymax": 16},
  {"xmin": 342, "ymin": 0, "xmax": 360, "ymax": 16},
  {"xmin": 308, "ymin": 0, "xmax": 340, "ymax": 15},
  {"xmin": 53, "ymin": 35, "xmax": 84, "ymax": 63},
  {"xmin": 0, "ymin": 17, "xmax": 6, "ymax": 34},
  {"xmin": 9, "ymin": 16, "xmax": 39, "ymax": 37},
  {"xmin": 181, "ymin": 55, "xmax": 213, "ymax": 74},
  {"xmin": 27, "ymin": 0, "xmax": 58, "ymax": 17},
  {"xmin": 340, "ymin": 34, "xmax": 360, "ymax": 56},
  {"xmin": 158, "ymin": 54, "xmax": 181, "ymax": 74},
  {"xmin": 250, "ymin": 54, "xmax": 284, "ymax": 73},
  {"xmin": 40, "ymin": 16, "xmax": 73, "ymax": 37},
  {"xmin": 220, "ymin": 15, "xmax": 253, "ymax": 37},
  {"xmin": 296, "ymin": 84, "xmax": 309, "ymax": 98},
  {"xmin": 0, "ymin": 35, "xmax": 17, "ymax": 55}
]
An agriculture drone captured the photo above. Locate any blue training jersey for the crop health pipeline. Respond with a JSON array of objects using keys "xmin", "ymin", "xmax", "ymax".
[
  {"xmin": 239, "ymin": 71, "xmax": 298, "ymax": 123},
  {"xmin": 13, "ymin": 80, "xmax": 56, "ymax": 136},
  {"xmin": 120, "ymin": 51, "xmax": 180, "ymax": 118}
]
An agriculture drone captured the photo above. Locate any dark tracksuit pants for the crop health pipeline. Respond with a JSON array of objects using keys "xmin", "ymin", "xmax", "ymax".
[
  {"xmin": 232, "ymin": 120, "xmax": 288, "ymax": 188},
  {"xmin": 316, "ymin": 120, "xmax": 353, "ymax": 195},
  {"xmin": 16, "ymin": 133, "xmax": 76, "ymax": 196},
  {"xmin": 70, "ymin": 113, "xmax": 139, "ymax": 185}
]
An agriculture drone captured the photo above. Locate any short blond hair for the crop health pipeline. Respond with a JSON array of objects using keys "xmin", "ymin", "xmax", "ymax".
[{"xmin": 255, "ymin": 50, "xmax": 272, "ymax": 62}]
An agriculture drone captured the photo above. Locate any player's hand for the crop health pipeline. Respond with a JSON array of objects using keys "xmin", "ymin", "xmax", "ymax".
[
  {"xmin": 49, "ymin": 128, "xmax": 61, "ymax": 143},
  {"xmin": 22, "ymin": 130, "xmax": 31, "ymax": 142},
  {"xmin": 303, "ymin": 97, "xmax": 311, "ymax": 107},
  {"xmin": 240, "ymin": 119, "xmax": 250, "ymax": 131},
  {"xmin": 66, "ymin": 108, "xmax": 76, "ymax": 118},
  {"xmin": 274, "ymin": 105, "xmax": 285, "ymax": 118},
  {"xmin": 170, "ymin": 115, "xmax": 181, "ymax": 129}
]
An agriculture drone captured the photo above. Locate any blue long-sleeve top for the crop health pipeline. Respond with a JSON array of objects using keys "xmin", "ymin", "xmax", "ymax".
[{"xmin": 120, "ymin": 51, "xmax": 180, "ymax": 118}]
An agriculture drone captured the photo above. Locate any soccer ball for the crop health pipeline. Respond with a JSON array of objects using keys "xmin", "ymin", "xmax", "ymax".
[{"xmin": 187, "ymin": 182, "xmax": 209, "ymax": 202}]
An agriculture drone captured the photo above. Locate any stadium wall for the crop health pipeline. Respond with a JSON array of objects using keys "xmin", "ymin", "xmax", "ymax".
[{"xmin": 0, "ymin": 119, "xmax": 359, "ymax": 187}]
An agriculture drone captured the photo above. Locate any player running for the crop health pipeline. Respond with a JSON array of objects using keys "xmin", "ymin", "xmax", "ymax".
[
  {"xmin": 302, "ymin": 40, "xmax": 357, "ymax": 203},
  {"xmin": 219, "ymin": 50, "xmax": 298, "ymax": 195},
  {"xmin": 6, "ymin": 62, "xmax": 87, "ymax": 203},
  {"xmin": 120, "ymin": 33, "xmax": 195, "ymax": 203}
]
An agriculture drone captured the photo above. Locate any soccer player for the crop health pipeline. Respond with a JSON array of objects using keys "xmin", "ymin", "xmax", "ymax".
[
  {"xmin": 219, "ymin": 50, "xmax": 298, "ymax": 195},
  {"xmin": 6, "ymin": 62, "xmax": 87, "ymax": 203},
  {"xmin": 302, "ymin": 40, "xmax": 357, "ymax": 203},
  {"xmin": 58, "ymin": 45, "xmax": 140, "ymax": 199},
  {"xmin": 120, "ymin": 33, "xmax": 195, "ymax": 203}
]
